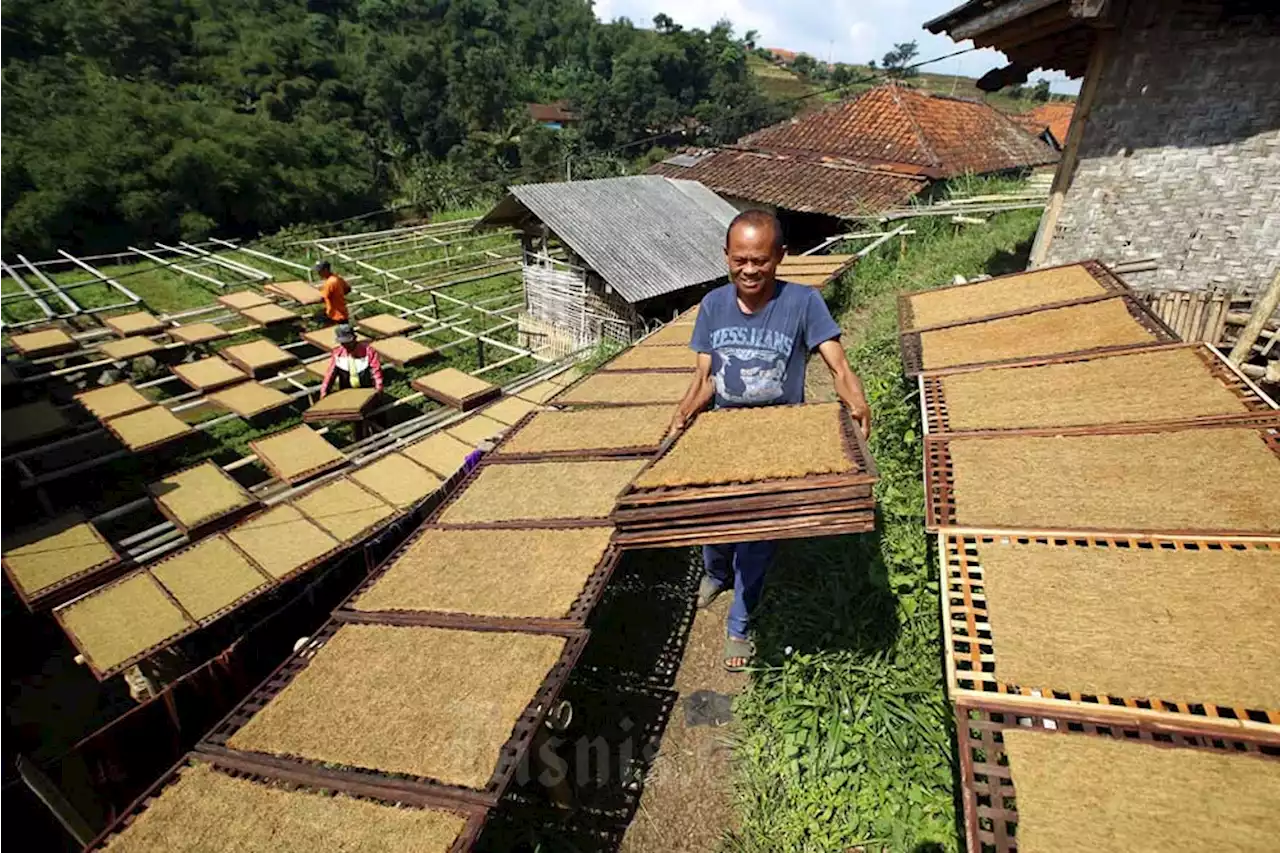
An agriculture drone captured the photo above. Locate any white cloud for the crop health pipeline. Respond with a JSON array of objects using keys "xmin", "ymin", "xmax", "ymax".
[{"xmin": 593, "ymin": 0, "xmax": 1082, "ymax": 94}]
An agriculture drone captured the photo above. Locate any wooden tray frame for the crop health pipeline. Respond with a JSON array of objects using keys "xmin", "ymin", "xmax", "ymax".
[
  {"xmin": 616, "ymin": 404, "xmax": 878, "ymax": 507},
  {"xmin": 10, "ymin": 326, "xmax": 79, "ymax": 358},
  {"xmin": 486, "ymin": 409, "xmax": 666, "ymax": 461},
  {"xmin": 899, "ymin": 294, "xmax": 1179, "ymax": 378},
  {"xmin": 221, "ymin": 343, "xmax": 298, "ymax": 377},
  {"xmin": 146, "ymin": 460, "xmax": 260, "ymax": 535},
  {"xmin": 53, "ymin": 568, "xmax": 202, "ymax": 681},
  {"xmin": 101, "ymin": 409, "xmax": 195, "ymax": 453},
  {"xmin": 614, "ymin": 511, "xmax": 875, "ymax": 549},
  {"xmin": 302, "ymin": 390, "xmax": 381, "ymax": 423},
  {"xmin": 289, "ymin": 476, "xmax": 401, "ymax": 546},
  {"xmin": 423, "ymin": 460, "xmax": 620, "ymax": 530},
  {"xmin": 85, "ymin": 753, "xmax": 488, "ymax": 853},
  {"xmin": 955, "ymin": 705, "xmax": 1280, "ymax": 853},
  {"xmin": 918, "ymin": 342, "xmax": 1278, "ymax": 436},
  {"xmin": 412, "ymin": 374, "xmax": 501, "ymax": 411},
  {"xmin": 896, "ymin": 259, "xmax": 1129, "ymax": 334},
  {"xmin": 551, "ymin": 369, "xmax": 693, "ymax": 408},
  {"xmin": 334, "ymin": 523, "xmax": 622, "ymax": 632},
  {"xmin": 940, "ymin": 532, "xmax": 1280, "ymax": 742},
  {"xmin": 924, "ymin": 419, "xmax": 1280, "ymax": 535},
  {"xmin": 249, "ymin": 432, "xmax": 348, "ymax": 486},
  {"xmin": 1, "ymin": 513, "xmax": 123, "ymax": 612},
  {"xmin": 195, "ymin": 619, "xmax": 589, "ymax": 807}
]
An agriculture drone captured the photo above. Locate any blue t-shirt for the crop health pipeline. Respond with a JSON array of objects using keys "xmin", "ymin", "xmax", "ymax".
[{"xmin": 690, "ymin": 280, "xmax": 841, "ymax": 409}]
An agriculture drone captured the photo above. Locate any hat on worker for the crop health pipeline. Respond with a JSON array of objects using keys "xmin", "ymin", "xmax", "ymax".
[
  {"xmin": 334, "ymin": 323, "xmax": 356, "ymax": 344},
  {"xmin": 314, "ymin": 260, "xmax": 332, "ymax": 275}
]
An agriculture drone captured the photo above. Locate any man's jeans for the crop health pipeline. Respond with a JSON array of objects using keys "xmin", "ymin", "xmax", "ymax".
[{"xmin": 702, "ymin": 540, "xmax": 777, "ymax": 639}]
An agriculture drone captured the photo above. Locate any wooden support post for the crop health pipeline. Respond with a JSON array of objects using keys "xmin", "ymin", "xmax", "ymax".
[
  {"xmin": 476, "ymin": 337, "xmax": 486, "ymax": 369},
  {"xmin": 1229, "ymin": 269, "xmax": 1280, "ymax": 365},
  {"xmin": 1029, "ymin": 29, "xmax": 1112, "ymax": 267}
]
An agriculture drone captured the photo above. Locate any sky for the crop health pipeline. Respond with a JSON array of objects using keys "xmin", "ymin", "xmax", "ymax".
[{"xmin": 591, "ymin": 0, "xmax": 1082, "ymax": 94}]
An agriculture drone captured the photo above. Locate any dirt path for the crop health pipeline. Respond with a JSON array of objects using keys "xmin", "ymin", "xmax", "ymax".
[{"xmin": 619, "ymin": 593, "xmax": 746, "ymax": 852}]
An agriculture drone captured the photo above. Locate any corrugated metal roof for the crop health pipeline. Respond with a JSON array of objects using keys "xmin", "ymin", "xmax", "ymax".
[{"xmin": 479, "ymin": 176, "xmax": 736, "ymax": 303}]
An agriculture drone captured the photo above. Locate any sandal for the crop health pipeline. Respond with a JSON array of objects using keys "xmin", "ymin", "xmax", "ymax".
[
  {"xmin": 697, "ymin": 576, "xmax": 727, "ymax": 610},
  {"xmin": 724, "ymin": 635, "xmax": 755, "ymax": 673}
]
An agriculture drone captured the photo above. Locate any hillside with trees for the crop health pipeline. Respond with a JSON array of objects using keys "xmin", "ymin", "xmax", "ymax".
[{"xmin": 1, "ymin": 0, "xmax": 784, "ymax": 255}]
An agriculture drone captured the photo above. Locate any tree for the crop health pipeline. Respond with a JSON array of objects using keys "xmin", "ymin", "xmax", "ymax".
[
  {"xmin": 1031, "ymin": 79, "xmax": 1052, "ymax": 102},
  {"xmin": 881, "ymin": 40, "xmax": 919, "ymax": 78},
  {"xmin": 791, "ymin": 52, "xmax": 818, "ymax": 78},
  {"xmin": 743, "ymin": 29, "xmax": 758, "ymax": 51}
]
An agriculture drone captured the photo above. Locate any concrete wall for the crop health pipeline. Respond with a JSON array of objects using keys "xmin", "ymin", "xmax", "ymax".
[{"xmin": 1044, "ymin": 16, "xmax": 1280, "ymax": 297}]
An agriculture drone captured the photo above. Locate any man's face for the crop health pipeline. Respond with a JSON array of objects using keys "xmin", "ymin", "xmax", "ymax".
[
  {"xmin": 725, "ymin": 224, "xmax": 783, "ymax": 298},
  {"xmin": 342, "ymin": 340, "xmax": 358, "ymax": 354}
]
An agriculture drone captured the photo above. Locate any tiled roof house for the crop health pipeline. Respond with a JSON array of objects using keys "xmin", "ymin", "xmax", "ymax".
[
  {"xmin": 1012, "ymin": 102, "xmax": 1076, "ymax": 149},
  {"xmin": 649, "ymin": 83, "xmax": 1058, "ymax": 220}
]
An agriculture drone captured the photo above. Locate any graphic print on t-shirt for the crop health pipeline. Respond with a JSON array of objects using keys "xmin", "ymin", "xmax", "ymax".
[{"xmin": 710, "ymin": 326, "xmax": 796, "ymax": 405}]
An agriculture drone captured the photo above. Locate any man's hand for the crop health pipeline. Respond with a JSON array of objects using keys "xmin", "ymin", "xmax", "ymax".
[
  {"xmin": 845, "ymin": 391, "xmax": 871, "ymax": 440},
  {"xmin": 666, "ymin": 407, "xmax": 688, "ymax": 439}
]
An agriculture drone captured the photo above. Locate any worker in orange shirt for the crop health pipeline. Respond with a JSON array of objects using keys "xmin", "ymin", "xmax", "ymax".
[{"xmin": 314, "ymin": 260, "xmax": 351, "ymax": 323}]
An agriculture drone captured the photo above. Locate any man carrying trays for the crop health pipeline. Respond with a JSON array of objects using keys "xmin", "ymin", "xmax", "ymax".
[{"xmin": 668, "ymin": 209, "xmax": 872, "ymax": 671}]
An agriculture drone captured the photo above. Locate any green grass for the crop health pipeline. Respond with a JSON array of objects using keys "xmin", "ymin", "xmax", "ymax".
[{"xmin": 725, "ymin": 196, "xmax": 1041, "ymax": 852}]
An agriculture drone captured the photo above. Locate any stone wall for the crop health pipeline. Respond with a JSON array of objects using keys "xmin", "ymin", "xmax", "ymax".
[{"xmin": 1044, "ymin": 17, "xmax": 1280, "ymax": 298}]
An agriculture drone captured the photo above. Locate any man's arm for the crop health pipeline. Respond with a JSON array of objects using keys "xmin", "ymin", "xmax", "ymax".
[
  {"xmin": 816, "ymin": 339, "xmax": 871, "ymax": 439},
  {"xmin": 367, "ymin": 346, "xmax": 384, "ymax": 392},
  {"xmin": 319, "ymin": 351, "xmax": 337, "ymax": 399},
  {"xmin": 667, "ymin": 353, "xmax": 714, "ymax": 436}
]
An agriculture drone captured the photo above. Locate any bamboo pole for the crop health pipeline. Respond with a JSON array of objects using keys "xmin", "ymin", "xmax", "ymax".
[
  {"xmin": 1029, "ymin": 29, "xmax": 1112, "ymax": 266},
  {"xmin": 1229, "ymin": 269, "xmax": 1280, "ymax": 364}
]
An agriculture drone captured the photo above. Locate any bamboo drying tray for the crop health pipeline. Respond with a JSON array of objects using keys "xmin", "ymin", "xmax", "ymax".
[
  {"xmin": 2, "ymin": 514, "xmax": 120, "ymax": 610},
  {"xmin": 482, "ymin": 395, "xmax": 543, "ymax": 427},
  {"xmin": 292, "ymin": 478, "xmax": 396, "ymax": 543},
  {"xmin": 169, "ymin": 323, "xmax": 229, "ymax": 345},
  {"xmin": 302, "ymin": 388, "xmax": 379, "ymax": 423},
  {"xmin": 919, "ymin": 343, "xmax": 1277, "ymax": 435},
  {"xmin": 265, "ymin": 279, "xmax": 324, "ymax": 305},
  {"xmin": 412, "ymin": 368, "xmax": 499, "ymax": 411},
  {"xmin": 238, "ymin": 304, "xmax": 299, "ymax": 326},
  {"xmin": 10, "ymin": 327, "xmax": 77, "ymax": 357},
  {"xmin": 370, "ymin": 335, "xmax": 435, "ymax": 367},
  {"xmin": 340, "ymin": 525, "xmax": 618, "ymax": 631},
  {"xmin": 104, "ymin": 407, "xmax": 193, "ymax": 452},
  {"xmin": 100, "ymin": 336, "xmax": 162, "ymax": 361},
  {"xmin": 553, "ymin": 371, "xmax": 690, "ymax": 407},
  {"xmin": 148, "ymin": 535, "xmax": 272, "ymax": 624},
  {"xmin": 925, "ymin": 420, "xmax": 1280, "ymax": 535},
  {"xmin": 197, "ymin": 622, "xmax": 588, "ymax": 806},
  {"xmin": 74, "ymin": 384, "xmax": 153, "ymax": 421},
  {"xmin": 432, "ymin": 458, "xmax": 648, "ymax": 528},
  {"xmin": 85, "ymin": 756, "xmax": 485, "ymax": 853},
  {"xmin": 217, "ymin": 291, "xmax": 271, "ymax": 310},
  {"xmin": 210, "ymin": 382, "xmax": 292, "ymax": 418},
  {"xmin": 225, "ymin": 505, "xmax": 341, "ymax": 582},
  {"xmin": 249, "ymin": 426, "xmax": 346, "ymax": 485},
  {"xmin": 445, "ymin": 413, "xmax": 507, "ymax": 446},
  {"xmin": 104, "ymin": 311, "xmax": 166, "ymax": 337},
  {"xmin": 513, "ymin": 380, "xmax": 563, "ymax": 404},
  {"xmin": 612, "ymin": 403, "xmax": 878, "ymax": 548},
  {"xmin": 221, "ymin": 340, "xmax": 297, "ymax": 375},
  {"xmin": 348, "ymin": 453, "xmax": 441, "ymax": 509},
  {"xmin": 940, "ymin": 532, "xmax": 1280, "ymax": 740},
  {"xmin": 897, "ymin": 260, "xmax": 1124, "ymax": 333},
  {"xmin": 601, "ymin": 346, "xmax": 699, "ymax": 372},
  {"xmin": 171, "ymin": 356, "xmax": 249, "ymax": 392},
  {"xmin": 955, "ymin": 710, "xmax": 1280, "ymax": 853},
  {"xmin": 900, "ymin": 296, "xmax": 1176, "ymax": 376},
  {"xmin": 402, "ymin": 431, "xmax": 475, "ymax": 478},
  {"xmin": 492, "ymin": 405, "xmax": 670, "ymax": 460},
  {"xmin": 1, "ymin": 401, "xmax": 72, "ymax": 448},
  {"xmin": 148, "ymin": 461, "xmax": 258, "ymax": 533},
  {"xmin": 54, "ymin": 573, "xmax": 197, "ymax": 679},
  {"xmin": 357, "ymin": 314, "xmax": 420, "ymax": 337},
  {"xmin": 303, "ymin": 325, "xmax": 370, "ymax": 351},
  {"xmin": 637, "ymin": 322, "xmax": 695, "ymax": 347}
]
